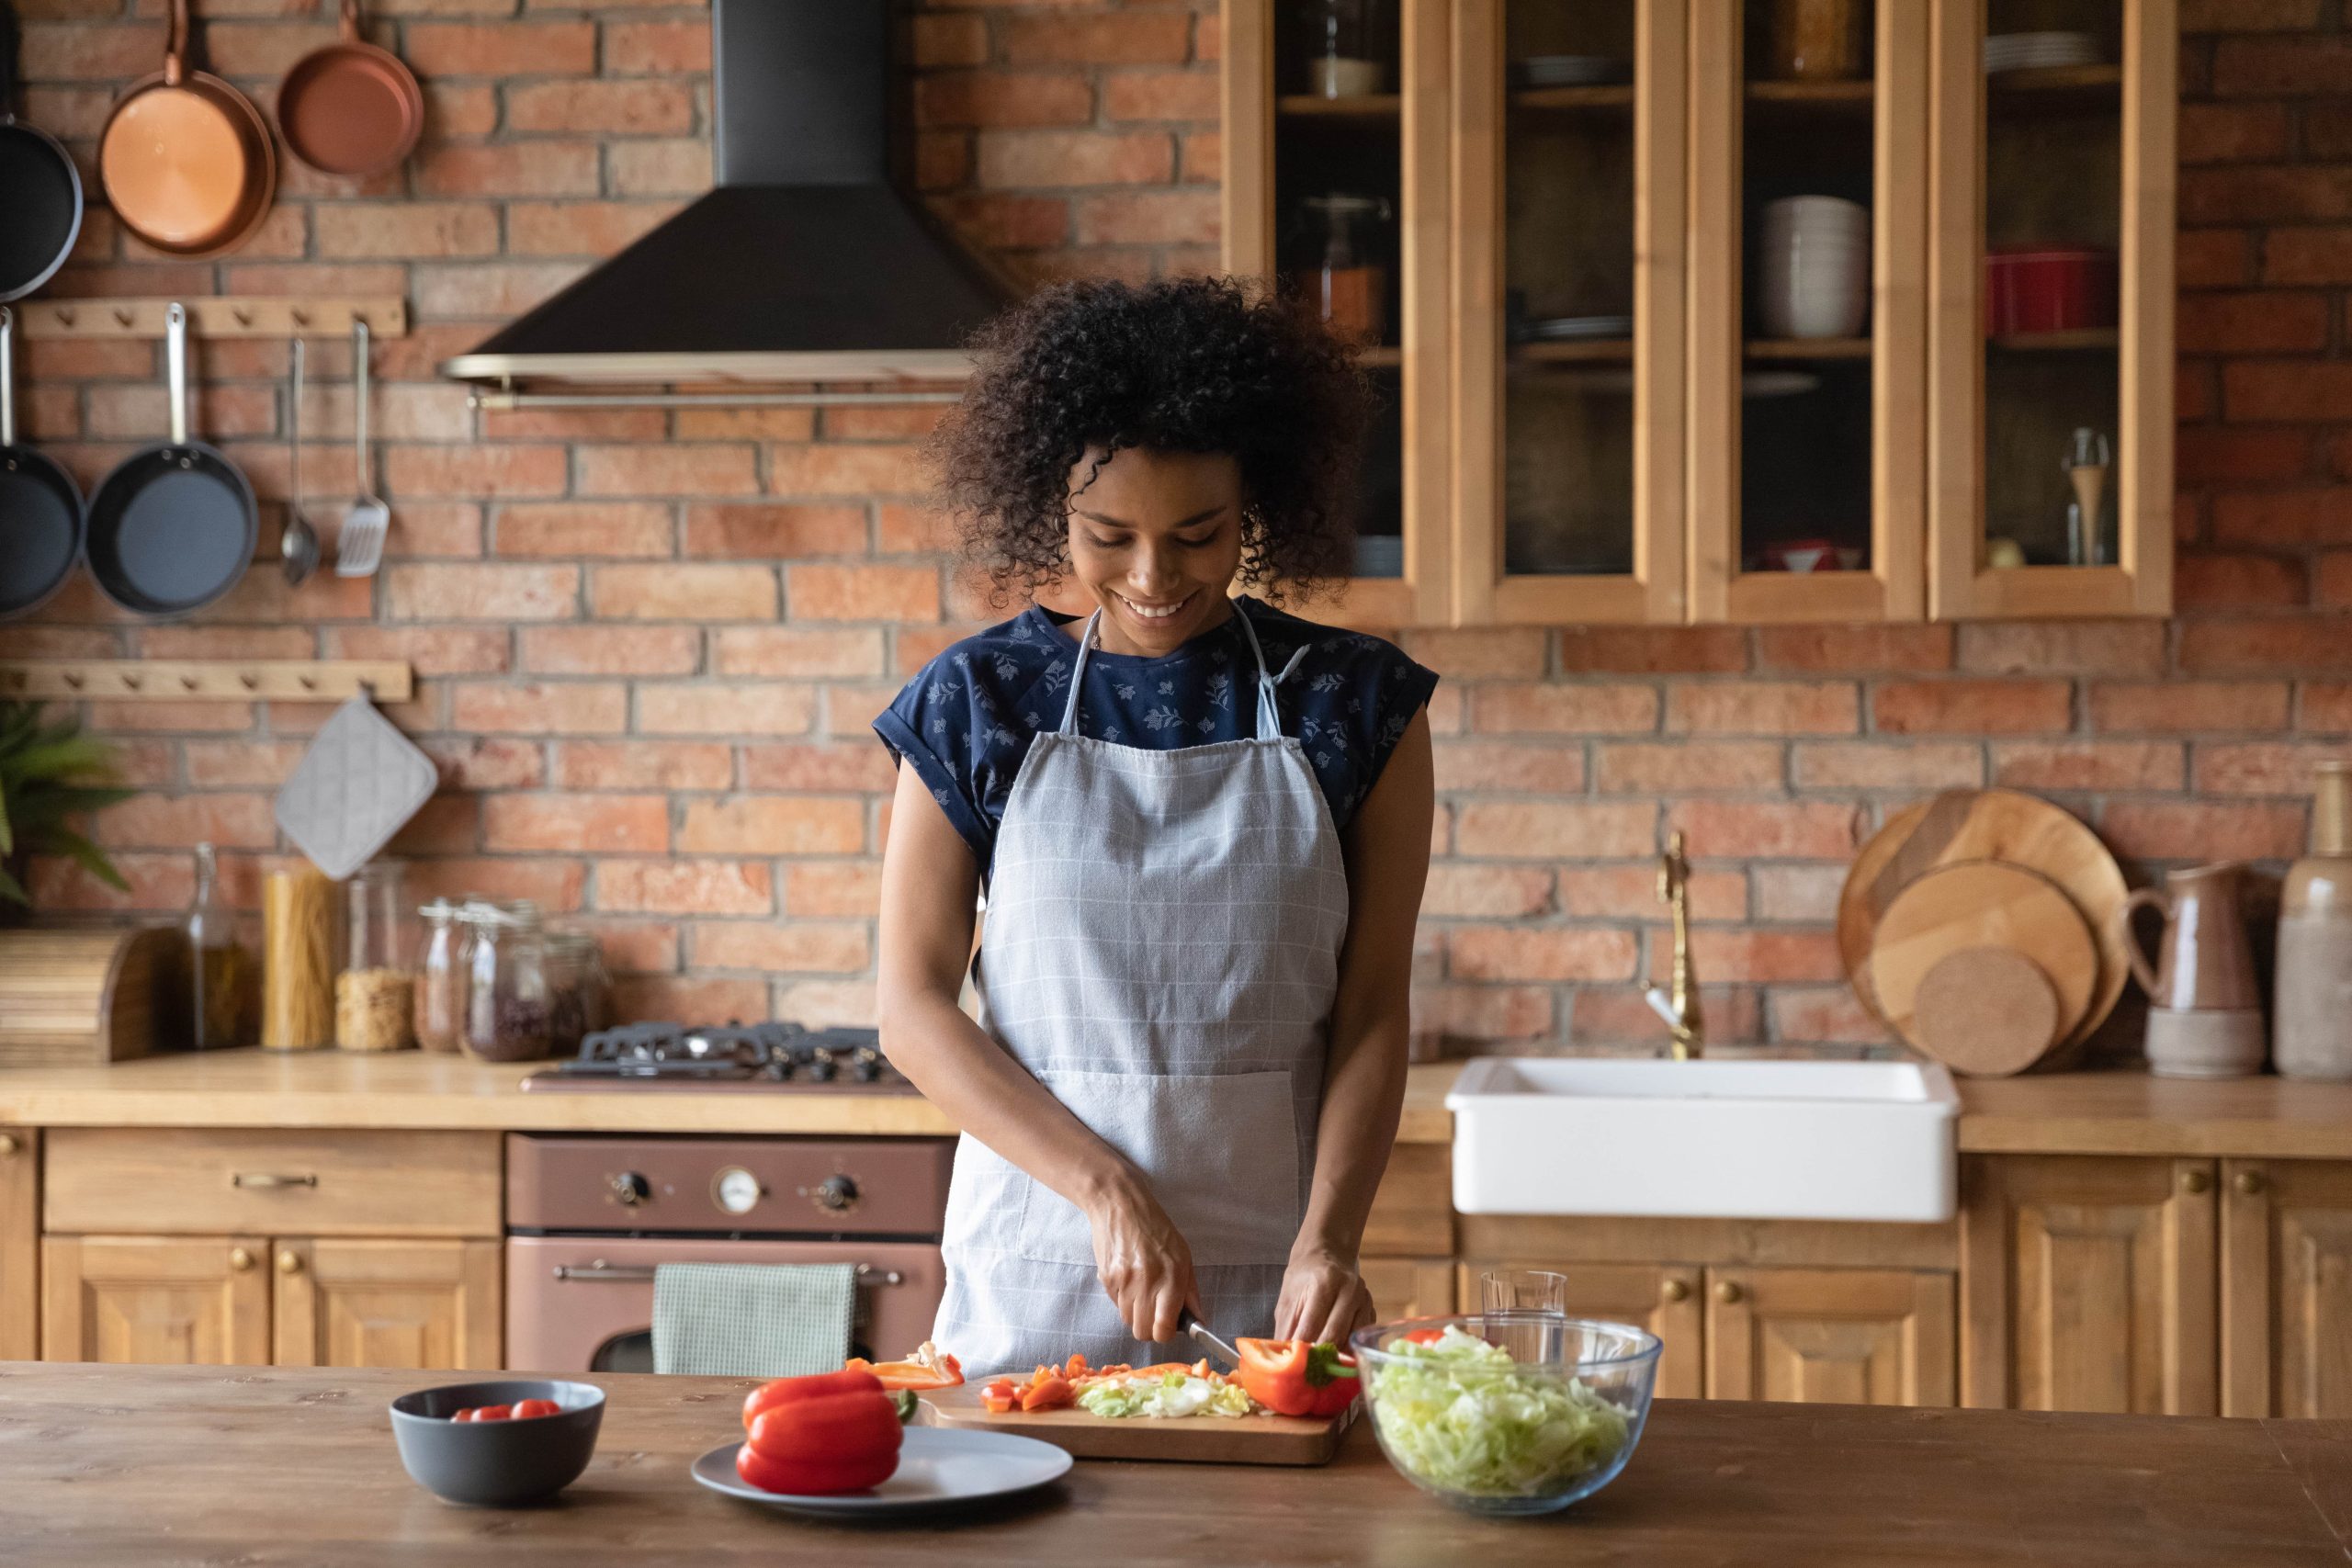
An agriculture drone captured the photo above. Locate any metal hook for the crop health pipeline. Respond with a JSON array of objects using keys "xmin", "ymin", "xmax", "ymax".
[
  {"xmin": 111, "ymin": 309, "xmax": 134, "ymax": 330},
  {"xmin": 238, "ymin": 672, "xmax": 260, "ymax": 692}
]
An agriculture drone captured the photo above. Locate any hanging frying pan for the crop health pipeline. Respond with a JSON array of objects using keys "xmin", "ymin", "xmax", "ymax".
[
  {"xmin": 85, "ymin": 303, "xmax": 256, "ymax": 619},
  {"xmin": 98, "ymin": 0, "xmax": 276, "ymax": 258},
  {"xmin": 0, "ymin": 0, "xmax": 82, "ymax": 302},
  {"xmin": 277, "ymin": 0, "xmax": 421, "ymax": 178},
  {"xmin": 0, "ymin": 307, "xmax": 83, "ymax": 620}
]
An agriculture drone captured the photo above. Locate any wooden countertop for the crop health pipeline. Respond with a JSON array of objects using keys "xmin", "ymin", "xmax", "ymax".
[
  {"xmin": 0, "ymin": 1050, "xmax": 1460, "ymax": 1144},
  {"xmin": 2, "ymin": 1361, "xmax": 2345, "ymax": 1565}
]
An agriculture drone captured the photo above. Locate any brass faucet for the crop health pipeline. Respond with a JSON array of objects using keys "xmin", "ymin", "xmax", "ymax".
[{"xmin": 1646, "ymin": 830, "xmax": 1704, "ymax": 1060}]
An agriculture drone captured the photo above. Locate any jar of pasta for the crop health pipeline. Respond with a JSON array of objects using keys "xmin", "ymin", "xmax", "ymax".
[{"xmin": 335, "ymin": 860, "xmax": 415, "ymax": 1053}]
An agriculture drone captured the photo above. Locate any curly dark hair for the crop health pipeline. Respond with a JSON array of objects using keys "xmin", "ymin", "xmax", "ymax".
[{"xmin": 930, "ymin": 276, "xmax": 1374, "ymax": 605}]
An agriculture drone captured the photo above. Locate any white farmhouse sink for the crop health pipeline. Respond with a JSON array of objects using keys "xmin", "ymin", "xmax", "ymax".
[{"xmin": 1445, "ymin": 1057, "xmax": 1960, "ymax": 1224}]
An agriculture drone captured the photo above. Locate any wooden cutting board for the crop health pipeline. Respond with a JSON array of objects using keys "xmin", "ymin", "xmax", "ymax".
[
  {"xmin": 1838, "ymin": 789, "xmax": 2128, "ymax": 1049},
  {"xmin": 1911, "ymin": 947, "xmax": 2064, "ymax": 1077},
  {"xmin": 1869, "ymin": 862, "xmax": 2099, "ymax": 1060},
  {"xmin": 922, "ymin": 1383, "xmax": 1353, "ymax": 1466}
]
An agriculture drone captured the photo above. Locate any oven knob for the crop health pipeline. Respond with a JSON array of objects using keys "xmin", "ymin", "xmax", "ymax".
[
  {"xmin": 811, "ymin": 1174, "xmax": 859, "ymax": 1213},
  {"xmin": 610, "ymin": 1170, "xmax": 650, "ymax": 1208},
  {"xmin": 713, "ymin": 1167, "xmax": 763, "ymax": 1216}
]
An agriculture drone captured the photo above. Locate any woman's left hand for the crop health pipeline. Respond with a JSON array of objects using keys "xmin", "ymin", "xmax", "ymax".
[{"xmin": 1274, "ymin": 1247, "xmax": 1374, "ymax": 1346}]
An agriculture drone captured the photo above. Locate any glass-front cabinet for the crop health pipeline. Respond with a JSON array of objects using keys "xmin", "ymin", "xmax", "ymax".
[{"xmin": 1219, "ymin": 0, "xmax": 2176, "ymax": 626}]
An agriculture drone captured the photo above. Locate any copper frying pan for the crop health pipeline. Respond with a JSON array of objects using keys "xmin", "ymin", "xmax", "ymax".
[
  {"xmin": 99, "ymin": 0, "xmax": 276, "ymax": 257},
  {"xmin": 277, "ymin": 0, "xmax": 422, "ymax": 178}
]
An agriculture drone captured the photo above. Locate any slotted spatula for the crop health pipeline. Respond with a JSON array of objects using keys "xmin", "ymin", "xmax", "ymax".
[{"xmin": 334, "ymin": 317, "xmax": 388, "ymax": 576}]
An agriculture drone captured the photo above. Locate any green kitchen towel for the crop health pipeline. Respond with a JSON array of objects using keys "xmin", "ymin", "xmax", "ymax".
[{"xmin": 650, "ymin": 1262, "xmax": 856, "ymax": 1378}]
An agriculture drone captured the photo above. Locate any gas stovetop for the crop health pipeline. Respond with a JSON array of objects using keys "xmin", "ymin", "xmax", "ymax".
[{"xmin": 520, "ymin": 1021, "xmax": 916, "ymax": 1093}]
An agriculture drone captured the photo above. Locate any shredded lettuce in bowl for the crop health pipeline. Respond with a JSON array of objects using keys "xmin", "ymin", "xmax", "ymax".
[
  {"xmin": 1364, "ymin": 1325, "xmax": 1632, "ymax": 1497},
  {"xmin": 1075, "ymin": 1371, "xmax": 1258, "ymax": 1420}
]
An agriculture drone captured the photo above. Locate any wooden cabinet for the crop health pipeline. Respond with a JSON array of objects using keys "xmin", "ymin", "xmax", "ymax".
[
  {"xmin": 1464, "ymin": 1260, "xmax": 1705, "ymax": 1397},
  {"xmin": 1360, "ymin": 1257, "xmax": 1456, "ymax": 1324},
  {"xmin": 37, "ymin": 1128, "xmax": 503, "ymax": 1371},
  {"xmin": 2222, "ymin": 1159, "xmax": 2352, "ymax": 1419},
  {"xmin": 1960, "ymin": 1154, "xmax": 2217, "ymax": 1416},
  {"xmin": 42, "ymin": 1235, "xmax": 271, "ymax": 1366},
  {"xmin": 1706, "ymin": 1268, "xmax": 1954, "ymax": 1407},
  {"xmin": 1220, "ymin": 0, "xmax": 2176, "ymax": 626},
  {"xmin": 273, "ymin": 1239, "xmax": 503, "ymax": 1371},
  {"xmin": 1, "ymin": 1129, "xmax": 36, "ymax": 1360}
]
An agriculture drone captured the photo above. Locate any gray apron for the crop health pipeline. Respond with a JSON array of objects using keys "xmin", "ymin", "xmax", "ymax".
[{"xmin": 933, "ymin": 604, "xmax": 1351, "ymax": 1376}]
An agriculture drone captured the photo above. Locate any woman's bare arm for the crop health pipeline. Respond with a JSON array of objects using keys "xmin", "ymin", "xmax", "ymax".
[
  {"xmin": 875, "ymin": 762, "xmax": 1201, "ymax": 1344},
  {"xmin": 1276, "ymin": 706, "xmax": 1435, "ymax": 1343}
]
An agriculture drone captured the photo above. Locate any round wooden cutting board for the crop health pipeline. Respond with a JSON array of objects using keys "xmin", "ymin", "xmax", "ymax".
[
  {"xmin": 1838, "ymin": 789, "xmax": 2129, "ymax": 1048},
  {"xmin": 1868, "ymin": 861, "xmax": 2099, "ymax": 1060}
]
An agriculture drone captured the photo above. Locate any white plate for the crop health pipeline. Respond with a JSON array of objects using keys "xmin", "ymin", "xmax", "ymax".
[{"xmin": 691, "ymin": 1428, "xmax": 1073, "ymax": 1517}]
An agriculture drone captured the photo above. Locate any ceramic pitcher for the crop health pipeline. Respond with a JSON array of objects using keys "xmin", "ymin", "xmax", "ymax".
[{"xmin": 2112, "ymin": 861, "xmax": 2260, "ymax": 1011}]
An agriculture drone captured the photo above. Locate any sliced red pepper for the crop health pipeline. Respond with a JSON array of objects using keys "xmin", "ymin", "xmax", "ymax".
[
  {"xmin": 844, "ymin": 1345, "xmax": 965, "ymax": 1391},
  {"xmin": 1019, "ymin": 1374, "xmax": 1074, "ymax": 1412},
  {"xmin": 1235, "ymin": 1337, "xmax": 1361, "ymax": 1418},
  {"xmin": 980, "ymin": 1381, "xmax": 1021, "ymax": 1415},
  {"xmin": 1401, "ymin": 1328, "xmax": 1448, "ymax": 1346}
]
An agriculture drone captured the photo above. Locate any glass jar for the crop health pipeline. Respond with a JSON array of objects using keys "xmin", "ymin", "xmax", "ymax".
[
  {"xmin": 412, "ymin": 899, "xmax": 465, "ymax": 1054},
  {"xmin": 463, "ymin": 898, "xmax": 550, "ymax": 1063},
  {"xmin": 1297, "ymin": 193, "xmax": 1390, "ymax": 345},
  {"xmin": 185, "ymin": 842, "xmax": 255, "ymax": 1049},
  {"xmin": 543, "ymin": 931, "xmax": 610, "ymax": 1057},
  {"xmin": 1299, "ymin": 0, "xmax": 1387, "ymax": 96},
  {"xmin": 261, "ymin": 863, "xmax": 336, "ymax": 1052},
  {"xmin": 336, "ymin": 860, "xmax": 415, "ymax": 1052}
]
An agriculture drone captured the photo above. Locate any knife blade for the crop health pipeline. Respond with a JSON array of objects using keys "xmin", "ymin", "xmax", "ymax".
[{"xmin": 1181, "ymin": 1310, "xmax": 1241, "ymax": 1369}]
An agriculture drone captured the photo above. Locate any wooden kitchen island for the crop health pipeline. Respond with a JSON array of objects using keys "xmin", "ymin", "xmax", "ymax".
[{"xmin": 0, "ymin": 1361, "xmax": 2344, "ymax": 1565}]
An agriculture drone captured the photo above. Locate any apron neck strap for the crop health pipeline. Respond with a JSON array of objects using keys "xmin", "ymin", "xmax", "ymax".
[{"xmin": 1056, "ymin": 601, "xmax": 1298, "ymax": 741}]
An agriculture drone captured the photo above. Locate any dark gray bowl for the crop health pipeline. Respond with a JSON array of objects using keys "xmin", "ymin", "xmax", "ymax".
[{"xmin": 390, "ymin": 1379, "xmax": 605, "ymax": 1506}]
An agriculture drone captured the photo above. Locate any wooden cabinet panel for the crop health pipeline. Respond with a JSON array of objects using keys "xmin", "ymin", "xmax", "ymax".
[
  {"xmin": 1961, "ymin": 1155, "xmax": 2216, "ymax": 1416},
  {"xmin": 46, "ymin": 1128, "xmax": 502, "ymax": 1238},
  {"xmin": 1359, "ymin": 1257, "xmax": 1455, "ymax": 1324},
  {"xmin": 1, "ymin": 1129, "xmax": 35, "ymax": 1360},
  {"xmin": 272, "ymin": 1238, "xmax": 502, "ymax": 1371},
  {"xmin": 1705, "ymin": 1268, "xmax": 1955, "ymax": 1407},
  {"xmin": 1363, "ymin": 1144, "xmax": 1453, "ymax": 1257},
  {"xmin": 1459, "ymin": 1259, "xmax": 1703, "ymax": 1400},
  {"xmin": 2222, "ymin": 1159, "xmax": 2352, "ymax": 1419},
  {"xmin": 41, "ymin": 1235, "xmax": 269, "ymax": 1366}
]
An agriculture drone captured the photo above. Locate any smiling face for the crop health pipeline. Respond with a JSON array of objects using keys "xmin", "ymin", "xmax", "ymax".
[{"xmin": 1065, "ymin": 446, "xmax": 1245, "ymax": 657}]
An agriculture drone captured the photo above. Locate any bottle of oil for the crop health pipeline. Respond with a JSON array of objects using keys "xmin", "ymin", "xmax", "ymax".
[{"xmin": 185, "ymin": 842, "xmax": 254, "ymax": 1048}]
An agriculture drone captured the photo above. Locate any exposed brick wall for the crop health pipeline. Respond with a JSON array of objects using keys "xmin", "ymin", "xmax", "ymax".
[{"xmin": 2, "ymin": 1, "xmax": 2346, "ymax": 1061}]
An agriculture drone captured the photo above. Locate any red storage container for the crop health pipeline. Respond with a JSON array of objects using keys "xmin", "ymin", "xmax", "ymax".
[{"xmin": 1985, "ymin": 247, "xmax": 2116, "ymax": 335}]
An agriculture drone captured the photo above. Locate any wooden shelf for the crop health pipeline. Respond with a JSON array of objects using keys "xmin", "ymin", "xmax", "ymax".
[
  {"xmin": 1747, "ymin": 337, "xmax": 1871, "ymax": 360},
  {"xmin": 1747, "ymin": 78, "xmax": 1872, "ymax": 106},
  {"xmin": 1514, "ymin": 339, "xmax": 1634, "ymax": 362},
  {"xmin": 1356, "ymin": 345, "xmax": 1403, "ymax": 368},
  {"xmin": 9, "ymin": 298, "xmax": 408, "ymax": 341},
  {"xmin": 1278, "ymin": 93, "xmax": 1399, "ymax": 118},
  {"xmin": 1988, "ymin": 63, "xmax": 2121, "ymax": 102},
  {"xmin": 0, "ymin": 661, "xmax": 413, "ymax": 704},
  {"xmin": 1510, "ymin": 85, "xmax": 1634, "ymax": 112},
  {"xmin": 1988, "ymin": 328, "xmax": 2120, "ymax": 354}
]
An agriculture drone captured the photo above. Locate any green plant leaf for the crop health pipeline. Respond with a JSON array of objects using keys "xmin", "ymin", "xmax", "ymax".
[
  {"xmin": 0, "ymin": 773, "xmax": 13, "ymax": 858},
  {"xmin": 52, "ymin": 829, "xmax": 130, "ymax": 893},
  {"xmin": 0, "ymin": 862, "xmax": 26, "ymax": 908}
]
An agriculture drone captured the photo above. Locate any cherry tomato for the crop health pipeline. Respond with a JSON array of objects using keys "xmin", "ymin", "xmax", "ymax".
[
  {"xmin": 451, "ymin": 1404, "xmax": 513, "ymax": 1423},
  {"xmin": 511, "ymin": 1399, "xmax": 561, "ymax": 1420}
]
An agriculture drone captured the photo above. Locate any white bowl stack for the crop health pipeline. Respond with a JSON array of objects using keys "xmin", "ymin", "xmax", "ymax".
[
  {"xmin": 1982, "ymin": 31, "xmax": 2099, "ymax": 73},
  {"xmin": 1756, "ymin": 196, "xmax": 1871, "ymax": 340}
]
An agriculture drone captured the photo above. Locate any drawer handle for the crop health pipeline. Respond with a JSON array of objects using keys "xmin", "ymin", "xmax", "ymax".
[
  {"xmin": 232, "ymin": 1172, "xmax": 319, "ymax": 1190},
  {"xmin": 277, "ymin": 1250, "xmax": 304, "ymax": 1276},
  {"xmin": 1715, "ymin": 1280, "xmax": 1745, "ymax": 1305},
  {"xmin": 230, "ymin": 1247, "xmax": 255, "ymax": 1272},
  {"xmin": 2235, "ymin": 1170, "xmax": 2267, "ymax": 1197},
  {"xmin": 551, "ymin": 1261, "xmax": 906, "ymax": 1287}
]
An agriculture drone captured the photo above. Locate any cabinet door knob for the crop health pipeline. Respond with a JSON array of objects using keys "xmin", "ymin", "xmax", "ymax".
[
  {"xmin": 2235, "ymin": 1169, "xmax": 2267, "ymax": 1196},
  {"xmin": 1715, "ymin": 1280, "xmax": 1744, "ymax": 1305},
  {"xmin": 1660, "ymin": 1278, "xmax": 1690, "ymax": 1303},
  {"xmin": 0, "ymin": 1133, "xmax": 18, "ymax": 1158},
  {"xmin": 229, "ymin": 1247, "xmax": 255, "ymax": 1272},
  {"xmin": 2181, "ymin": 1168, "xmax": 2212, "ymax": 1195},
  {"xmin": 277, "ymin": 1250, "xmax": 303, "ymax": 1276}
]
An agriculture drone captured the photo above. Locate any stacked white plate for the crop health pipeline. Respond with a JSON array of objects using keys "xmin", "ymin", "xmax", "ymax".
[
  {"xmin": 1520, "ymin": 54, "xmax": 1631, "ymax": 86},
  {"xmin": 1756, "ymin": 196, "xmax": 1870, "ymax": 339},
  {"xmin": 1983, "ymin": 31, "xmax": 2099, "ymax": 73}
]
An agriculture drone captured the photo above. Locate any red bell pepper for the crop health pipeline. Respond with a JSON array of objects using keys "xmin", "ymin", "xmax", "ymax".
[
  {"xmin": 736, "ymin": 1369, "xmax": 903, "ymax": 1495},
  {"xmin": 1235, "ymin": 1337, "xmax": 1362, "ymax": 1418},
  {"xmin": 844, "ymin": 1341, "xmax": 965, "ymax": 1391}
]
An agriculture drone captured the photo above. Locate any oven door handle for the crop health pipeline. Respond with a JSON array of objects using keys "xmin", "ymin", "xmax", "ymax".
[{"xmin": 551, "ymin": 1261, "xmax": 907, "ymax": 1286}]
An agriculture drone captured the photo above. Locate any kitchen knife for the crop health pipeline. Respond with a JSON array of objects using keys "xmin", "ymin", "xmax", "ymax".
[{"xmin": 1182, "ymin": 1311, "xmax": 1241, "ymax": 1369}]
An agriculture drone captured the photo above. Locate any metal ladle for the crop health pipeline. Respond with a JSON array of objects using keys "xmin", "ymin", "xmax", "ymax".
[{"xmin": 280, "ymin": 337, "xmax": 318, "ymax": 585}]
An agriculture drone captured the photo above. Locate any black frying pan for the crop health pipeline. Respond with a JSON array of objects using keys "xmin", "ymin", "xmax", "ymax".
[
  {"xmin": 0, "ymin": 0, "xmax": 82, "ymax": 303},
  {"xmin": 85, "ymin": 302, "xmax": 255, "ymax": 618},
  {"xmin": 0, "ymin": 305, "xmax": 83, "ymax": 619}
]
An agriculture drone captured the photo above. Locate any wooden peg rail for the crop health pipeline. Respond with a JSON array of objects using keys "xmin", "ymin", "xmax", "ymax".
[
  {"xmin": 0, "ymin": 661, "xmax": 413, "ymax": 704},
  {"xmin": 7, "ymin": 299, "xmax": 410, "ymax": 341}
]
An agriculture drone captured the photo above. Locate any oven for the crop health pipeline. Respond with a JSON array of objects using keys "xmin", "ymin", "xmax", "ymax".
[{"xmin": 504, "ymin": 1133, "xmax": 954, "ymax": 1375}]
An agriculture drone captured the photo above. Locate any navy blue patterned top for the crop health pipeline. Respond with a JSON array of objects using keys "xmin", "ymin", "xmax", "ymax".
[{"xmin": 874, "ymin": 598, "xmax": 1439, "ymax": 882}]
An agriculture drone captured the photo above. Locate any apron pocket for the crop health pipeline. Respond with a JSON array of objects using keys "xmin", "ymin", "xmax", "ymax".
[{"xmin": 1014, "ymin": 1067, "xmax": 1304, "ymax": 1270}]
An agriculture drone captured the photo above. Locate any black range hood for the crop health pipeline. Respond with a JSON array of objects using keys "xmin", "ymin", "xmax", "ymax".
[{"xmin": 440, "ymin": 0, "xmax": 1009, "ymax": 389}]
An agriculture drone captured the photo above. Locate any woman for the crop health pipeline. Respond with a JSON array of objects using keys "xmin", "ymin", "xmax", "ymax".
[{"xmin": 874, "ymin": 277, "xmax": 1436, "ymax": 1375}]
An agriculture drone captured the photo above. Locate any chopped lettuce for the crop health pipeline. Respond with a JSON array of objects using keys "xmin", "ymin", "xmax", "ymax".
[
  {"xmin": 1365, "ymin": 1325, "xmax": 1630, "ymax": 1497},
  {"xmin": 1075, "ymin": 1371, "xmax": 1259, "ymax": 1420}
]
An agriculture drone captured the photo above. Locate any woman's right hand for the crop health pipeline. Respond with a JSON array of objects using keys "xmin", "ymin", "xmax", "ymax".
[{"xmin": 1084, "ymin": 1179, "xmax": 1198, "ymax": 1346}]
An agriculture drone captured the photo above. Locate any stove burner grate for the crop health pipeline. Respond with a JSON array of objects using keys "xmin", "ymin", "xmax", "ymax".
[{"xmin": 557, "ymin": 1021, "xmax": 892, "ymax": 1084}]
